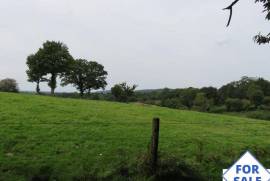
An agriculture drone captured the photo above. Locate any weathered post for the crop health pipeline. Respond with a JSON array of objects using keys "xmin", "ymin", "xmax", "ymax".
[{"xmin": 149, "ymin": 117, "xmax": 160, "ymax": 174}]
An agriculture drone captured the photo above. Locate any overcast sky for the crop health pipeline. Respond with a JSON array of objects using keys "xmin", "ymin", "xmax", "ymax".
[{"xmin": 0, "ymin": 0, "xmax": 269, "ymax": 92}]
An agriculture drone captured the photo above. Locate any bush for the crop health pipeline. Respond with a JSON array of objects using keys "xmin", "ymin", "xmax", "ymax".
[
  {"xmin": 209, "ymin": 106, "xmax": 227, "ymax": 113},
  {"xmin": 225, "ymin": 98, "xmax": 244, "ymax": 112},
  {"xmin": 246, "ymin": 111, "xmax": 270, "ymax": 121},
  {"xmin": 142, "ymin": 100, "xmax": 162, "ymax": 106},
  {"xmin": 241, "ymin": 99, "xmax": 252, "ymax": 111},
  {"xmin": 263, "ymin": 96, "xmax": 270, "ymax": 106},
  {"xmin": 258, "ymin": 105, "xmax": 270, "ymax": 111},
  {"xmin": 111, "ymin": 82, "xmax": 137, "ymax": 102},
  {"xmin": 193, "ymin": 93, "xmax": 210, "ymax": 112},
  {"xmin": 0, "ymin": 78, "xmax": 19, "ymax": 93},
  {"xmin": 247, "ymin": 85, "xmax": 264, "ymax": 107},
  {"xmin": 161, "ymin": 98, "xmax": 186, "ymax": 109}
]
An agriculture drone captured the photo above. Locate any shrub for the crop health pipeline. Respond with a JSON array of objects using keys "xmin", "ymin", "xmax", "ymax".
[
  {"xmin": 161, "ymin": 98, "xmax": 186, "ymax": 109},
  {"xmin": 225, "ymin": 98, "xmax": 243, "ymax": 112},
  {"xmin": 111, "ymin": 82, "xmax": 137, "ymax": 102},
  {"xmin": 247, "ymin": 85, "xmax": 264, "ymax": 107},
  {"xmin": 258, "ymin": 105, "xmax": 270, "ymax": 111},
  {"xmin": 137, "ymin": 152, "xmax": 204, "ymax": 180},
  {"xmin": 246, "ymin": 111, "xmax": 270, "ymax": 121},
  {"xmin": 209, "ymin": 106, "xmax": 227, "ymax": 113},
  {"xmin": 241, "ymin": 99, "xmax": 252, "ymax": 111},
  {"xmin": 0, "ymin": 78, "xmax": 19, "ymax": 93},
  {"xmin": 193, "ymin": 93, "xmax": 210, "ymax": 112},
  {"xmin": 263, "ymin": 96, "xmax": 270, "ymax": 106}
]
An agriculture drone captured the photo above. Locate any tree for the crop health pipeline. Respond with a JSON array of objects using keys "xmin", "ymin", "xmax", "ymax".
[
  {"xmin": 224, "ymin": 0, "xmax": 270, "ymax": 44},
  {"xmin": 179, "ymin": 88, "xmax": 199, "ymax": 109},
  {"xmin": 0, "ymin": 78, "xmax": 19, "ymax": 93},
  {"xmin": 111, "ymin": 84, "xmax": 123, "ymax": 101},
  {"xmin": 263, "ymin": 96, "xmax": 270, "ymax": 105},
  {"xmin": 61, "ymin": 59, "xmax": 108, "ymax": 97},
  {"xmin": 247, "ymin": 84, "xmax": 264, "ymax": 107},
  {"xmin": 218, "ymin": 77, "xmax": 256, "ymax": 104},
  {"xmin": 241, "ymin": 99, "xmax": 252, "ymax": 111},
  {"xmin": 254, "ymin": 78, "xmax": 270, "ymax": 96},
  {"xmin": 26, "ymin": 53, "xmax": 46, "ymax": 94},
  {"xmin": 111, "ymin": 82, "xmax": 137, "ymax": 102},
  {"xmin": 193, "ymin": 93, "xmax": 210, "ymax": 112},
  {"xmin": 225, "ymin": 98, "xmax": 244, "ymax": 112},
  {"xmin": 200, "ymin": 87, "xmax": 218, "ymax": 104},
  {"xmin": 161, "ymin": 98, "xmax": 184, "ymax": 109},
  {"xmin": 84, "ymin": 61, "xmax": 108, "ymax": 94},
  {"xmin": 36, "ymin": 41, "xmax": 73, "ymax": 95}
]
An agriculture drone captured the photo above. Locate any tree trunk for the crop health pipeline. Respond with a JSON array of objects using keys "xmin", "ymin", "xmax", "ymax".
[
  {"xmin": 51, "ymin": 87, "xmax": 55, "ymax": 95},
  {"xmin": 79, "ymin": 89, "xmax": 84, "ymax": 97},
  {"xmin": 49, "ymin": 73, "xmax": 57, "ymax": 95},
  {"xmin": 87, "ymin": 89, "xmax": 91, "ymax": 95},
  {"xmin": 36, "ymin": 81, "xmax": 40, "ymax": 94}
]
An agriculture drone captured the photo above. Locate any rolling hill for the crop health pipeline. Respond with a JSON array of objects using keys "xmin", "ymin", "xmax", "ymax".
[{"xmin": 1, "ymin": 92, "xmax": 270, "ymax": 180}]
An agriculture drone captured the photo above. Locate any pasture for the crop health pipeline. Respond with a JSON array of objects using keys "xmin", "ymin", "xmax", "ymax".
[{"xmin": 1, "ymin": 93, "xmax": 270, "ymax": 180}]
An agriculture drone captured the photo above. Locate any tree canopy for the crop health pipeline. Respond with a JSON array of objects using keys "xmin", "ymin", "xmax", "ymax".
[
  {"xmin": 0, "ymin": 78, "xmax": 19, "ymax": 93},
  {"xmin": 61, "ymin": 59, "xmax": 108, "ymax": 97},
  {"xmin": 26, "ymin": 53, "xmax": 46, "ymax": 94},
  {"xmin": 111, "ymin": 82, "xmax": 137, "ymax": 102},
  {"xmin": 26, "ymin": 41, "xmax": 108, "ymax": 95},
  {"xmin": 35, "ymin": 41, "xmax": 74, "ymax": 94}
]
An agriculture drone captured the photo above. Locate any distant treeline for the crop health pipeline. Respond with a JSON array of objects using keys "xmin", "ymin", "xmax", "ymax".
[
  {"xmin": 56, "ymin": 76, "xmax": 270, "ymax": 114},
  {"xmin": 23, "ymin": 41, "xmax": 270, "ymax": 118},
  {"xmin": 136, "ymin": 76, "xmax": 270, "ymax": 113}
]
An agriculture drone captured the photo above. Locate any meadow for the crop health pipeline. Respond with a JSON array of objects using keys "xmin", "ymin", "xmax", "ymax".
[{"xmin": 1, "ymin": 92, "xmax": 270, "ymax": 180}]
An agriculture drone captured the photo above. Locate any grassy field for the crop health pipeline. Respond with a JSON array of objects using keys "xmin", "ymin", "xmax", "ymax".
[{"xmin": 1, "ymin": 93, "xmax": 270, "ymax": 180}]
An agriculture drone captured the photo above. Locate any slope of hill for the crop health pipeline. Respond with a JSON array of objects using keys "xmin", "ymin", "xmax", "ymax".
[{"xmin": 1, "ymin": 92, "xmax": 270, "ymax": 180}]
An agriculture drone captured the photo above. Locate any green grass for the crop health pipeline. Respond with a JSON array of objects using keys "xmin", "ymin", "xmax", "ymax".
[
  {"xmin": 226, "ymin": 110, "xmax": 270, "ymax": 121},
  {"xmin": 1, "ymin": 92, "xmax": 270, "ymax": 180}
]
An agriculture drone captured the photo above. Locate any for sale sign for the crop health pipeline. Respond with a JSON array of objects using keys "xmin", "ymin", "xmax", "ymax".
[{"xmin": 223, "ymin": 151, "xmax": 270, "ymax": 181}]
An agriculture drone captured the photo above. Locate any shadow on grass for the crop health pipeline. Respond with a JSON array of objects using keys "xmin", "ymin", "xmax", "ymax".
[
  {"xmin": 136, "ymin": 152, "xmax": 205, "ymax": 181},
  {"xmin": 72, "ymin": 153, "xmax": 204, "ymax": 181}
]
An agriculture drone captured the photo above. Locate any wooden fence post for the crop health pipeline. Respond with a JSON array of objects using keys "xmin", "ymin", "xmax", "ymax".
[{"xmin": 149, "ymin": 117, "xmax": 160, "ymax": 174}]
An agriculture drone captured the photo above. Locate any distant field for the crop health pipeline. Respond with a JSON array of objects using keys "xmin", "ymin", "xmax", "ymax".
[{"xmin": 1, "ymin": 93, "xmax": 270, "ymax": 180}]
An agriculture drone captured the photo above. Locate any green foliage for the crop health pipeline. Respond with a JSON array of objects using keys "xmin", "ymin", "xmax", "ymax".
[
  {"xmin": 263, "ymin": 96, "xmax": 270, "ymax": 106},
  {"xmin": 61, "ymin": 59, "xmax": 107, "ymax": 97},
  {"xmin": 179, "ymin": 88, "xmax": 199, "ymax": 109},
  {"xmin": 218, "ymin": 76, "xmax": 252, "ymax": 103},
  {"xmin": 200, "ymin": 87, "xmax": 218, "ymax": 104},
  {"xmin": 53, "ymin": 76, "xmax": 270, "ymax": 115},
  {"xmin": 258, "ymin": 105, "xmax": 270, "ymax": 111},
  {"xmin": 247, "ymin": 110, "xmax": 270, "ymax": 121},
  {"xmin": 26, "ymin": 53, "xmax": 47, "ymax": 93},
  {"xmin": 132, "ymin": 77, "xmax": 270, "ymax": 113},
  {"xmin": 209, "ymin": 106, "xmax": 227, "ymax": 113},
  {"xmin": 241, "ymin": 99, "xmax": 252, "ymax": 111},
  {"xmin": 193, "ymin": 93, "xmax": 210, "ymax": 112},
  {"xmin": 161, "ymin": 98, "xmax": 185, "ymax": 109},
  {"xmin": 26, "ymin": 41, "xmax": 110, "ymax": 96},
  {"xmin": 224, "ymin": 98, "xmax": 252, "ymax": 112},
  {"xmin": 33, "ymin": 41, "xmax": 74, "ymax": 94},
  {"xmin": 111, "ymin": 82, "xmax": 137, "ymax": 102},
  {"xmin": 247, "ymin": 84, "xmax": 264, "ymax": 107},
  {"xmin": 0, "ymin": 78, "xmax": 19, "ymax": 93},
  {"xmin": 225, "ymin": 98, "xmax": 244, "ymax": 112},
  {"xmin": 255, "ymin": 78, "xmax": 270, "ymax": 96}
]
